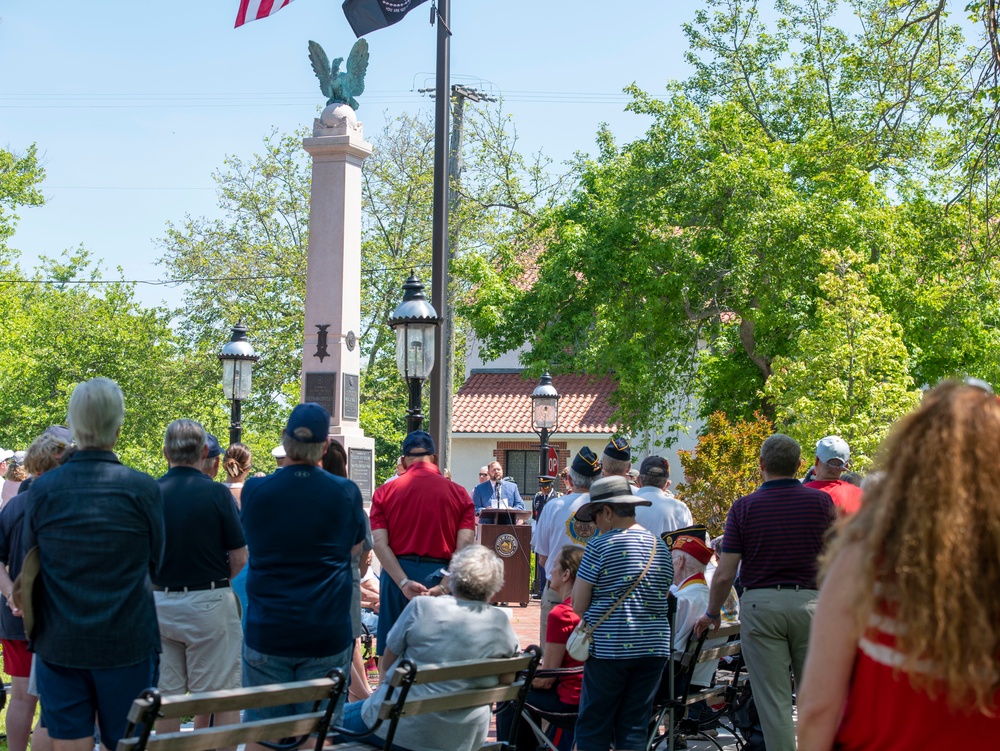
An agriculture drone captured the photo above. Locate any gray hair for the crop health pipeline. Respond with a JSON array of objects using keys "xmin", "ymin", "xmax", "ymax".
[
  {"xmin": 164, "ymin": 419, "xmax": 206, "ymax": 466},
  {"xmin": 568, "ymin": 467, "xmax": 596, "ymax": 489},
  {"xmin": 282, "ymin": 433, "xmax": 326, "ymax": 465},
  {"xmin": 601, "ymin": 456, "xmax": 631, "ymax": 476},
  {"xmin": 67, "ymin": 378, "xmax": 125, "ymax": 450},
  {"xmin": 448, "ymin": 544, "xmax": 504, "ymax": 602},
  {"xmin": 760, "ymin": 434, "xmax": 801, "ymax": 477},
  {"xmin": 672, "ymin": 548, "xmax": 708, "ymax": 573}
]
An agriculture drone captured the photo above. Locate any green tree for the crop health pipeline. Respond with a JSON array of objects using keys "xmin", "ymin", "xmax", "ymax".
[
  {"xmin": 464, "ymin": 0, "xmax": 1000, "ymax": 439},
  {"xmin": 1, "ymin": 144, "xmax": 45, "ymax": 251},
  {"xmin": 765, "ymin": 249, "xmax": 922, "ymax": 467},
  {"xmin": 676, "ymin": 411, "xmax": 774, "ymax": 536},
  {"xmin": 0, "ymin": 249, "xmax": 212, "ymax": 475},
  {"xmin": 160, "ymin": 108, "xmax": 558, "ymax": 481}
]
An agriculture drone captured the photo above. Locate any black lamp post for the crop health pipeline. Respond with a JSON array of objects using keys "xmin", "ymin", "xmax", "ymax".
[
  {"xmin": 531, "ymin": 372, "xmax": 560, "ymax": 479},
  {"xmin": 218, "ymin": 321, "xmax": 259, "ymax": 446},
  {"xmin": 388, "ymin": 273, "xmax": 442, "ymax": 434}
]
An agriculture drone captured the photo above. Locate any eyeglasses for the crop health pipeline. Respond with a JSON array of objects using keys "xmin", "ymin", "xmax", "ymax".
[{"xmin": 479, "ymin": 472, "xmax": 487, "ymax": 477}]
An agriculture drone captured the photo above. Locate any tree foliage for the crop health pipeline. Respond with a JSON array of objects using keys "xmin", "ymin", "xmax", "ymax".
[
  {"xmin": 160, "ymin": 107, "xmax": 557, "ymax": 481},
  {"xmin": 1, "ymin": 144, "xmax": 45, "ymax": 251},
  {"xmin": 764, "ymin": 249, "xmax": 922, "ymax": 467},
  {"xmin": 0, "ymin": 249, "xmax": 210, "ymax": 475},
  {"xmin": 464, "ymin": 0, "xmax": 1000, "ymax": 441},
  {"xmin": 675, "ymin": 411, "xmax": 774, "ymax": 536}
]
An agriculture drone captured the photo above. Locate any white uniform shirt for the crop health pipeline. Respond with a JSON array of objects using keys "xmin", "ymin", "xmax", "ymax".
[
  {"xmin": 634, "ymin": 485, "xmax": 694, "ymax": 538},
  {"xmin": 531, "ymin": 491, "xmax": 595, "ymax": 578}
]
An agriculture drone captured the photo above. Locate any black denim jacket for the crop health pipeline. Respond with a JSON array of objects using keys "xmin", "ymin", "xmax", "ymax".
[{"xmin": 24, "ymin": 450, "xmax": 164, "ymax": 668}]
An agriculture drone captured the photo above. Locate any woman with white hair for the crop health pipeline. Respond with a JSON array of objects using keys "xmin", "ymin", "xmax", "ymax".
[{"xmin": 336, "ymin": 544, "xmax": 519, "ymax": 751}]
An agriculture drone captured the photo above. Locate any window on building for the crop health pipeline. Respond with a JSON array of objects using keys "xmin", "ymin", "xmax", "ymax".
[{"xmin": 505, "ymin": 450, "xmax": 539, "ymax": 498}]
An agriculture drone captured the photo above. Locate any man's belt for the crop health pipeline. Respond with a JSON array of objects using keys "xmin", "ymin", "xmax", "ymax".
[
  {"xmin": 745, "ymin": 584, "xmax": 816, "ymax": 591},
  {"xmin": 397, "ymin": 555, "xmax": 450, "ymax": 565},
  {"xmin": 153, "ymin": 579, "xmax": 230, "ymax": 593}
]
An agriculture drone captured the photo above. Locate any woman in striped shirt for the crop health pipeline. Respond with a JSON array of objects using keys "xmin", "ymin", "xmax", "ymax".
[{"xmin": 571, "ymin": 475, "xmax": 673, "ymax": 751}]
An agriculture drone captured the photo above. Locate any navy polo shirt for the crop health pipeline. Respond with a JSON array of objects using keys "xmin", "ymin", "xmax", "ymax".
[
  {"xmin": 721, "ymin": 478, "xmax": 836, "ymax": 589},
  {"xmin": 241, "ymin": 463, "xmax": 365, "ymax": 658}
]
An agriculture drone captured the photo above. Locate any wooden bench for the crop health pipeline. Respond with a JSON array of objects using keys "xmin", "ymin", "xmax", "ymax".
[
  {"xmin": 650, "ymin": 621, "xmax": 744, "ymax": 751},
  {"xmin": 331, "ymin": 647, "xmax": 542, "ymax": 751},
  {"xmin": 117, "ymin": 647, "xmax": 541, "ymax": 751},
  {"xmin": 116, "ymin": 671, "xmax": 347, "ymax": 751}
]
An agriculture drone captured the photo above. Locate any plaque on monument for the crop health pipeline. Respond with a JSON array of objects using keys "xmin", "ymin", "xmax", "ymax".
[
  {"xmin": 304, "ymin": 372, "xmax": 337, "ymax": 415},
  {"xmin": 349, "ymin": 447, "xmax": 373, "ymax": 504},
  {"xmin": 343, "ymin": 373, "xmax": 359, "ymax": 421}
]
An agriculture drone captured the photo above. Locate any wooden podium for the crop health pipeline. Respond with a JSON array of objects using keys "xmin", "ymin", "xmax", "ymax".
[{"xmin": 476, "ymin": 509, "xmax": 533, "ymax": 607}]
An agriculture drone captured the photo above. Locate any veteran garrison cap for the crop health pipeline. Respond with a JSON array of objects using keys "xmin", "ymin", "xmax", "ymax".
[
  {"xmin": 571, "ymin": 447, "xmax": 602, "ymax": 477},
  {"xmin": 603, "ymin": 436, "xmax": 631, "ymax": 462}
]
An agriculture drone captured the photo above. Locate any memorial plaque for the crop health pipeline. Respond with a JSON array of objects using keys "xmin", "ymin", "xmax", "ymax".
[
  {"xmin": 349, "ymin": 447, "xmax": 374, "ymax": 504},
  {"xmin": 304, "ymin": 372, "xmax": 337, "ymax": 416},
  {"xmin": 342, "ymin": 373, "xmax": 359, "ymax": 421}
]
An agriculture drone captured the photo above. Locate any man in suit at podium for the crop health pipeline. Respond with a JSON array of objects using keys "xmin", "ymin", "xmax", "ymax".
[{"xmin": 472, "ymin": 461, "xmax": 524, "ymax": 523}]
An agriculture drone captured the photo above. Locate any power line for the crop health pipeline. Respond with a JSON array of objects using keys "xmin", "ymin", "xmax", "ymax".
[{"xmin": 0, "ymin": 263, "xmax": 431, "ymax": 288}]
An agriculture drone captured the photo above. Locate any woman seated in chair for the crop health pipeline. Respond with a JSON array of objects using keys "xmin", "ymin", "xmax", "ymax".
[
  {"xmin": 336, "ymin": 544, "xmax": 519, "ymax": 751},
  {"xmin": 497, "ymin": 545, "xmax": 585, "ymax": 751}
]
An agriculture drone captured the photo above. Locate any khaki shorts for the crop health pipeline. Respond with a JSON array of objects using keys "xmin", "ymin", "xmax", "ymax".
[{"xmin": 155, "ymin": 588, "xmax": 242, "ymax": 694}]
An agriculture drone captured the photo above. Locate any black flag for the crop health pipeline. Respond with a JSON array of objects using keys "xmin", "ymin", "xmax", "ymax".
[{"xmin": 342, "ymin": 0, "xmax": 430, "ymax": 37}]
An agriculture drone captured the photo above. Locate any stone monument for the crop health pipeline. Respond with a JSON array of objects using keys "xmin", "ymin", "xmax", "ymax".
[{"xmin": 301, "ymin": 39, "xmax": 375, "ymax": 503}]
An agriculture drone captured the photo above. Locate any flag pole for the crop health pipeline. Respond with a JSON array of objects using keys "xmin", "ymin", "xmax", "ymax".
[{"xmin": 429, "ymin": 0, "xmax": 450, "ymax": 459}]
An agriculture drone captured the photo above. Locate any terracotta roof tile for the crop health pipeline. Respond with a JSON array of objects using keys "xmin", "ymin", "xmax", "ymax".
[{"xmin": 453, "ymin": 372, "xmax": 618, "ymax": 434}]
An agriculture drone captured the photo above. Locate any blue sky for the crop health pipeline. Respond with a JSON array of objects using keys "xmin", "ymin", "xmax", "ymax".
[{"xmin": 2, "ymin": 1, "xmax": 698, "ymax": 309}]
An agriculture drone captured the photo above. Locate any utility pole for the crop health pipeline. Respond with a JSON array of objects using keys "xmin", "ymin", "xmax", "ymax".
[
  {"xmin": 420, "ymin": 82, "xmax": 497, "ymax": 473},
  {"xmin": 429, "ymin": 0, "xmax": 451, "ymax": 461}
]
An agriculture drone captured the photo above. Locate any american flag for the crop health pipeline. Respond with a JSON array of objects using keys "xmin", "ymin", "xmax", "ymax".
[{"xmin": 235, "ymin": 0, "xmax": 295, "ymax": 27}]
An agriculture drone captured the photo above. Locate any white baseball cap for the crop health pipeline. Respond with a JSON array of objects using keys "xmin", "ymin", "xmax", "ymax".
[
  {"xmin": 0, "ymin": 448, "xmax": 13, "ymax": 463},
  {"xmin": 271, "ymin": 444, "xmax": 286, "ymax": 459}
]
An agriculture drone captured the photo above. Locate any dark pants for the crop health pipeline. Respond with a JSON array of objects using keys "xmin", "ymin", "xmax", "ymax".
[
  {"xmin": 496, "ymin": 688, "xmax": 577, "ymax": 751},
  {"xmin": 376, "ymin": 559, "xmax": 442, "ymax": 656},
  {"xmin": 576, "ymin": 655, "xmax": 667, "ymax": 751}
]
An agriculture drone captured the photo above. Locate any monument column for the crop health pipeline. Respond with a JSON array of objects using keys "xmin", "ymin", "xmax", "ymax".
[{"xmin": 301, "ymin": 102, "xmax": 375, "ymax": 504}]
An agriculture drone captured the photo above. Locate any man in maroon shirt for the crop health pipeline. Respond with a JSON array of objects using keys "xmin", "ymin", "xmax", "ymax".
[
  {"xmin": 804, "ymin": 435, "xmax": 863, "ymax": 515},
  {"xmin": 369, "ymin": 431, "xmax": 476, "ymax": 656},
  {"xmin": 695, "ymin": 434, "xmax": 836, "ymax": 751}
]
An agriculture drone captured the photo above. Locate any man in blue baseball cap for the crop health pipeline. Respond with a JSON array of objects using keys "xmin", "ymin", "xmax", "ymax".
[{"xmin": 239, "ymin": 402, "xmax": 366, "ymax": 725}]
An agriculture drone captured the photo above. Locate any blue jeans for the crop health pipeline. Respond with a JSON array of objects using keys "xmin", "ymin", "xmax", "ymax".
[
  {"xmin": 242, "ymin": 643, "xmax": 352, "ymax": 725},
  {"xmin": 575, "ymin": 654, "xmax": 667, "ymax": 751},
  {"xmin": 334, "ymin": 701, "xmax": 412, "ymax": 751}
]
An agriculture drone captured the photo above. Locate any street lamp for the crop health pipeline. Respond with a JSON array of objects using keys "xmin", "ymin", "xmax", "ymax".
[
  {"xmin": 218, "ymin": 321, "xmax": 259, "ymax": 446},
  {"xmin": 531, "ymin": 371, "xmax": 560, "ymax": 479},
  {"xmin": 388, "ymin": 273, "xmax": 441, "ymax": 434}
]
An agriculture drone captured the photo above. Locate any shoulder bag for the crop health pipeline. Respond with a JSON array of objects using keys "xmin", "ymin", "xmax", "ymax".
[{"xmin": 566, "ymin": 542, "xmax": 658, "ymax": 661}]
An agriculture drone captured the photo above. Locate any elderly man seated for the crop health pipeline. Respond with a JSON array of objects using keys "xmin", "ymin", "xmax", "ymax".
[{"xmin": 670, "ymin": 534, "xmax": 726, "ymax": 694}]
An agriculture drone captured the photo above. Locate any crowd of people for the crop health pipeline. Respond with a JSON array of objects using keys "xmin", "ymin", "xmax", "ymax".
[{"xmin": 0, "ymin": 377, "xmax": 999, "ymax": 751}]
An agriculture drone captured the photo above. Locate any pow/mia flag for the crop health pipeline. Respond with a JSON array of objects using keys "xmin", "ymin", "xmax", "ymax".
[{"xmin": 342, "ymin": 0, "xmax": 430, "ymax": 36}]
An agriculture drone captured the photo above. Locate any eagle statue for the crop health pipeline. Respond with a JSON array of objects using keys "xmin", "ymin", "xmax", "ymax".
[{"xmin": 308, "ymin": 38, "xmax": 370, "ymax": 111}]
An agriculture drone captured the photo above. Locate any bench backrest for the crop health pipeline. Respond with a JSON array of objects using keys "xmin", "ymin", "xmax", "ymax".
[
  {"xmin": 116, "ymin": 672, "xmax": 346, "ymax": 751},
  {"xmin": 336, "ymin": 648, "xmax": 541, "ymax": 751},
  {"xmin": 678, "ymin": 620, "xmax": 742, "ymax": 669}
]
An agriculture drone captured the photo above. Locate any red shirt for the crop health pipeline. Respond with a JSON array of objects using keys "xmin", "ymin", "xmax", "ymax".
[
  {"xmin": 805, "ymin": 479, "xmax": 863, "ymax": 515},
  {"xmin": 369, "ymin": 461, "xmax": 475, "ymax": 559},
  {"xmin": 546, "ymin": 598, "xmax": 584, "ymax": 705},
  {"xmin": 835, "ymin": 614, "xmax": 1000, "ymax": 750}
]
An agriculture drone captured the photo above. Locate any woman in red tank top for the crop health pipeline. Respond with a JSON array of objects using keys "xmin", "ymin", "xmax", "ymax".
[{"xmin": 798, "ymin": 381, "xmax": 1000, "ymax": 751}]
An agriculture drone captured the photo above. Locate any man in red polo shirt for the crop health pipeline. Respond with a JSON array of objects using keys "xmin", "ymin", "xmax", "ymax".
[
  {"xmin": 804, "ymin": 435, "xmax": 863, "ymax": 515},
  {"xmin": 369, "ymin": 431, "xmax": 476, "ymax": 656}
]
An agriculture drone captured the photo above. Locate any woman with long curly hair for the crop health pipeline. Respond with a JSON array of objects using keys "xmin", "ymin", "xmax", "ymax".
[{"xmin": 798, "ymin": 381, "xmax": 1000, "ymax": 750}]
